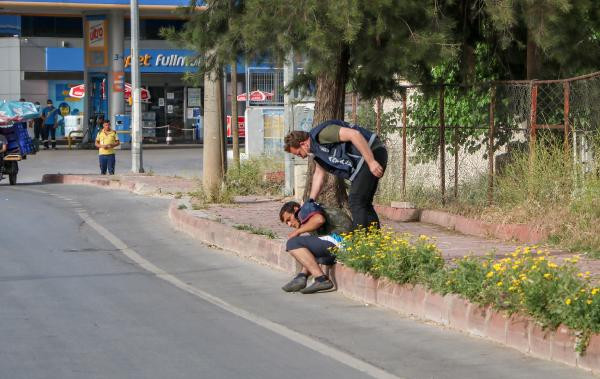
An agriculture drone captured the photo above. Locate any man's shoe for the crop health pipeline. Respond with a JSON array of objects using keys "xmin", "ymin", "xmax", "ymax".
[
  {"xmin": 300, "ymin": 278, "xmax": 334, "ymax": 294},
  {"xmin": 282, "ymin": 274, "xmax": 307, "ymax": 292}
]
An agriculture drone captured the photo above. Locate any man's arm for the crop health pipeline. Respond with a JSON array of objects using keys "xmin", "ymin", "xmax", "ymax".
[
  {"xmin": 288, "ymin": 213, "xmax": 326, "ymax": 238},
  {"xmin": 309, "ymin": 163, "xmax": 327, "ymax": 200},
  {"xmin": 338, "ymin": 128, "xmax": 384, "ymax": 178}
]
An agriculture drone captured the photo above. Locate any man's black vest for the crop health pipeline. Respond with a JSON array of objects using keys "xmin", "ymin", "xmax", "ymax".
[{"xmin": 309, "ymin": 120, "xmax": 376, "ymax": 181}]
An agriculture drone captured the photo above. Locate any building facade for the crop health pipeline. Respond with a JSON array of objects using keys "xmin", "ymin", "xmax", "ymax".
[{"xmin": 0, "ymin": 1, "xmax": 276, "ymax": 141}]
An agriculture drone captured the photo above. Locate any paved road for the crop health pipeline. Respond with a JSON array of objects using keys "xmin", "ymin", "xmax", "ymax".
[
  {"xmin": 15, "ymin": 147, "xmax": 204, "ymax": 183},
  {"xmin": 1, "ymin": 184, "xmax": 596, "ymax": 379}
]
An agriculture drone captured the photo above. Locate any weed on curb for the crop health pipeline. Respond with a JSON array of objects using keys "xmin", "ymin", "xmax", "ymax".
[{"xmin": 234, "ymin": 224, "xmax": 277, "ymax": 239}]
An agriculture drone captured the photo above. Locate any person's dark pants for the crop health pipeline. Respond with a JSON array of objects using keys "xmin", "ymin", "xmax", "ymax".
[
  {"xmin": 349, "ymin": 147, "xmax": 388, "ymax": 230},
  {"xmin": 99, "ymin": 154, "xmax": 116, "ymax": 175},
  {"xmin": 34, "ymin": 119, "xmax": 42, "ymax": 141},
  {"xmin": 41, "ymin": 124, "xmax": 56, "ymax": 148},
  {"xmin": 286, "ymin": 235, "xmax": 336, "ymax": 265}
]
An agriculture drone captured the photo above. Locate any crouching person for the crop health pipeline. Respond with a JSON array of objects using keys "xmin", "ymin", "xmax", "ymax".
[{"xmin": 279, "ymin": 200, "xmax": 352, "ymax": 294}]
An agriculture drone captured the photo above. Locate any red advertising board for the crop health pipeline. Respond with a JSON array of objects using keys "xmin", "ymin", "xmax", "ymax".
[{"xmin": 227, "ymin": 116, "xmax": 245, "ymax": 138}]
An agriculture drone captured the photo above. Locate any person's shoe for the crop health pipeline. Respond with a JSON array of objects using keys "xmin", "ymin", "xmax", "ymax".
[
  {"xmin": 300, "ymin": 277, "xmax": 334, "ymax": 294},
  {"xmin": 282, "ymin": 274, "xmax": 307, "ymax": 292}
]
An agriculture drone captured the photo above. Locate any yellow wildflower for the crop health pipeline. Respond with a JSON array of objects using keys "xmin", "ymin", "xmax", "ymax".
[
  {"xmin": 486, "ymin": 271, "xmax": 494, "ymax": 278},
  {"xmin": 497, "ymin": 281, "xmax": 503, "ymax": 287},
  {"xmin": 565, "ymin": 298, "xmax": 572, "ymax": 305},
  {"xmin": 588, "ymin": 299, "xmax": 593, "ymax": 305},
  {"xmin": 544, "ymin": 273, "xmax": 552, "ymax": 279},
  {"xmin": 592, "ymin": 288, "xmax": 599, "ymax": 296},
  {"xmin": 548, "ymin": 262, "xmax": 558, "ymax": 269}
]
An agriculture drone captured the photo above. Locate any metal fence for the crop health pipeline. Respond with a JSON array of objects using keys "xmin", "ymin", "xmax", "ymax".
[
  {"xmin": 245, "ymin": 67, "xmax": 285, "ymax": 106},
  {"xmin": 357, "ymin": 71, "xmax": 600, "ymax": 206}
]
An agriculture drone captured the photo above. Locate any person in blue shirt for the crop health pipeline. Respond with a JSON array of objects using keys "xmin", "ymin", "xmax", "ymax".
[
  {"xmin": 41, "ymin": 99, "xmax": 58, "ymax": 150},
  {"xmin": 279, "ymin": 200, "xmax": 352, "ymax": 294}
]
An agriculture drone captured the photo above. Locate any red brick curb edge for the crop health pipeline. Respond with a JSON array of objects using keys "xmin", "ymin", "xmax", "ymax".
[
  {"xmin": 43, "ymin": 174, "xmax": 595, "ymax": 373},
  {"xmin": 375, "ymin": 205, "xmax": 548, "ymax": 244}
]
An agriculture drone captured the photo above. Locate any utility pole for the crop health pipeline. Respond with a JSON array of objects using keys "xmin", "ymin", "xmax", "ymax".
[
  {"xmin": 283, "ymin": 51, "xmax": 295, "ymax": 196},
  {"xmin": 231, "ymin": 60, "xmax": 240, "ymax": 168},
  {"xmin": 130, "ymin": 0, "xmax": 143, "ymax": 173},
  {"xmin": 203, "ymin": 68, "xmax": 225, "ymax": 196}
]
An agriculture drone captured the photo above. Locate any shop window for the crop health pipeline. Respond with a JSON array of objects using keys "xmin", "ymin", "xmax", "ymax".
[
  {"xmin": 124, "ymin": 19, "xmax": 184, "ymax": 40},
  {"xmin": 0, "ymin": 15, "xmax": 21, "ymax": 37},
  {"xmin": 21, "ymin": 16, "xmax": 83, "ymax": 38}
]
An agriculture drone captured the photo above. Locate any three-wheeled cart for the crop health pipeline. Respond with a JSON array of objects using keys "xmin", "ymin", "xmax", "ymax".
[{"xmin": 0, "ymin": 121, "xmax": 37, "ymax": 185}]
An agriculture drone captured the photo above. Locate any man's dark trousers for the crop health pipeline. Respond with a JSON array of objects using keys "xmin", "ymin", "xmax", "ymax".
[
  {"xmin": 99, "ymin": 154, "xmax": 116, "ymax": 175},
  {"xmin": 348, "ymin": 147, "xmax": 388, "ymax": 230},
  {"xmin": 41, "ymin": 124, "xmax": 56, "ymax": 148}
]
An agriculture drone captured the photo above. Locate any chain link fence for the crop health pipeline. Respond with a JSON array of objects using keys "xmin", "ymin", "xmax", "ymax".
[{"xmin": 358, "ymin": 71, "xmax": 600, "ymax": 207}]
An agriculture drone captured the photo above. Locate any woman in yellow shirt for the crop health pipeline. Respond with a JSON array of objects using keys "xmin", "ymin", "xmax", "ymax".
[{"xmin": 95, "ymin": 121, "xmax": 120, "ymax": 175}]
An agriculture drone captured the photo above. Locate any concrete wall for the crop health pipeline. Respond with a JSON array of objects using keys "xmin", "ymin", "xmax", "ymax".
[{"xmin": 0, "ymin": 38, "xmax": 21, "ymax": 101}]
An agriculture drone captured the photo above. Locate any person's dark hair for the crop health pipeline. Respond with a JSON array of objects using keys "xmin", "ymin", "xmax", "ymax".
[
  {"xmin": 284, "ymin": 131, "xmax": 310, "ymax": 153},
  {"xmin": 34, "ymin": 101, "xmax": 40, "ymax": 105},
  {"xmin": 279, "ymin": 201, "xmax": 300, "ymax": 222},
  {"xmin": 19, "ymin": 98, "xmax": 25, "ymax": 102},
  {"xmin": 46, "ymin": 99, "xmax": 53, "ymax": 104}
]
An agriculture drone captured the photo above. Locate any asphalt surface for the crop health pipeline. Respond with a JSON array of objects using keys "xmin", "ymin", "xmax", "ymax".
[
  {"xmin": 1, "ymin": 183, "xmax": 597, "ymax": 379},
  {"xmin": 15, "ymin": 147, "xmax": 204, "ymax": 183}
]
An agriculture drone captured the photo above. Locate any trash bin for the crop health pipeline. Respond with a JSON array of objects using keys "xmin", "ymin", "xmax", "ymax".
[{"xmin": 114, "ymin": 114, "xmax": 131, "ymax": 148}]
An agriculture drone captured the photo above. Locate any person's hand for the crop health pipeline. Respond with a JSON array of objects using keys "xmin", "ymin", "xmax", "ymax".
[
  {"xmin": 368, "ymin": 160, "xmax": 384, "ymax": 178},
  {"xmin": 288, "ymin": 229, "xmax": 301, "ymax": 239}
]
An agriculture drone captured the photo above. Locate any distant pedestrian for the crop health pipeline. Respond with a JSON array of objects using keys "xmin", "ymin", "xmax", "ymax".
[
  {"xmin": 33, "ymin": 102, "xmax": 43, "ymax": 143},
  {"xmin": 284, "ymin": 120, "xmax": 387, "ymax": 230},
  {"xmin": 95, "ymin": 121, "xmax": 119, "ymax": 175},
  {"xmin": 41, "ymin": 99, "xmax": 58, "ymax": 150}
]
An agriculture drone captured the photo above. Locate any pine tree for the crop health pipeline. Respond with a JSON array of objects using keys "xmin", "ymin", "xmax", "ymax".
[{"xmin": 168, "ymin": 0, "xmax": 450, "ymax": 207}]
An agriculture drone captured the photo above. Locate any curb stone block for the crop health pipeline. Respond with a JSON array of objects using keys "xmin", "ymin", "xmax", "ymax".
[
  {"xmin": 375, "ymin": 278, "xmax": 397, "ymax": 310},
  {"xmin": 551, "ymin": 324, "xmax": 578, "ymax": 366},
  {"xmin": 506, "ymin": 315, "xmax": 530, "ymax": 354},
  {"xmin": 424, "ymin": 292, "xmax": 448, "ymax": 325},
  {"xmin": 485, "ymin": 309, "xmax": 507, "ymax": 345},
  {"xmin": 529, "ymin": 322, "xmax": 553, "ymax": 359},
  {"xmin": 577, "ymin": 334, "xmax": 600, "ymax": 373},
  {"xmin": 409, "ymin": 285, "xmax": 427, "ymax": 319},
  {"xmin": 447, "ymin": 294, "xmax": 470, "ymax": 331},
  {"xmin": 467, "ymin": 304, "xmax": 488, "ymax": 337},
  {"xmin": 374, "ymin": 205, "xmax": 420, "ymax": 222}
]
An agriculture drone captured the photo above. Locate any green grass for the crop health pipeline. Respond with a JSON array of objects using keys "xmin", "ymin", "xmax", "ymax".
[{"xmin": 233, "ymin": 224, "xmax": 277, "ymax": 239}]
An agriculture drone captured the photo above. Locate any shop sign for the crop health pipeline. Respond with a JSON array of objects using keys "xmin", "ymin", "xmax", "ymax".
[
  {"xmin": 123, "ymin": 51, "xmax": 201, "ymax": 71},
  {"xmin": 88, "ymin": 20, "xmax": 105, "ymax": 48},
  {"xmin": 227, "ymin": 116, "xmax": 246, "ymax": 138}
]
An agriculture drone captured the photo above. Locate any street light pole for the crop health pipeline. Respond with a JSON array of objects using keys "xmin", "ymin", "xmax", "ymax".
[{"xmin": 130, "ymin": 0, "xmax": 143, "ymax": 173}]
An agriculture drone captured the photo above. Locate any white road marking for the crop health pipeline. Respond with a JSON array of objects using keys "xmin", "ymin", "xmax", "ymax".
[{"xmin": 74, "ymin": 208, "xmax": 403, "ymax": 379}]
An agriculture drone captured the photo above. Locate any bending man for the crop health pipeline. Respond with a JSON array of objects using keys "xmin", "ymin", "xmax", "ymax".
[
  {"xmin": 284, "ymin": 120, "xmax": 387, "ymax": 230},
  {"xmin": 279, "ymin": 200, "xmax": 352, "ymax": 294}
]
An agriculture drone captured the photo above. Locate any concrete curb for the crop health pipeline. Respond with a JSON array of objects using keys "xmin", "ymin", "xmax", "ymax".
[
  {"xmin": 43, "ymin": 174, "xmax": 595, "ymax": 373},
  {"xmin": 376, "ymin": 205, "xmax": 548, "ymax": 244}
]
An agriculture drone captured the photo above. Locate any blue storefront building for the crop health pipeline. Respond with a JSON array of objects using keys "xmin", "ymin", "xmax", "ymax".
[{"xmin": 0, "ymin": 1, "xmax": 272, "ymax": 140}]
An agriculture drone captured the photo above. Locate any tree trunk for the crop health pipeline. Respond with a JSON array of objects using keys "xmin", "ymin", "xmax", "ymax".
[
  {"xmin": 302, "ymin": 46, "xmax": 350, "ymax": 208},
  {"xmin": 526, "ymin": 30, "xmax": 540, "ymax": 80},
  {"xmin": 231, "ymin": 61, "xmax": 240, "ymax": 168},
  {"xmin": 203, "ymin": 69, "xmax": 225, "ymax": 197}
]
